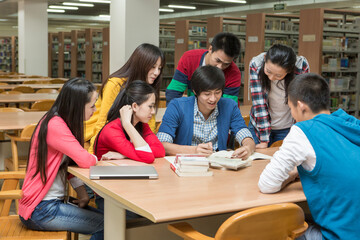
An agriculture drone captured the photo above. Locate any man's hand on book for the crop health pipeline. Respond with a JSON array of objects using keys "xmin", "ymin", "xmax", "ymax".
[{"xmin": 195, "ymin": 142, "xmax": 213, "ymax": 157}]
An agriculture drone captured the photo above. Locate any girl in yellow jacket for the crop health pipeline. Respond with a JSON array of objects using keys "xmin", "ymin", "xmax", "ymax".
[{"xmin": 85, "ymin": 43, "xmax": 164, "ymax": 153}]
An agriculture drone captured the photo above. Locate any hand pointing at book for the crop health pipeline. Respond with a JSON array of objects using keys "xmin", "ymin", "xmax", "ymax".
[{"xmin": 195, "ymin": 142, "xmax": 213, "ymax": 157}]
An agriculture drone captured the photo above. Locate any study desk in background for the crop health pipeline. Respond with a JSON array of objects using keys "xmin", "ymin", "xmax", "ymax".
[
  {"xmin": 0, "ymin": 84, "xmax": 63, "ymax": 91},
  {"xmin": 68, "ymin": 149, "xmax": 305, "ymax": 240},
  {"xmin": 0, "ymin": 78, "xmax": 67, "ymax": 84},
  {"xmin": 0, "ymin": 93, "xmax": 58, "ymax": 104},
  {"xmin": 0, "ymin": 111, "xmax": 46, "ymax": 131}
]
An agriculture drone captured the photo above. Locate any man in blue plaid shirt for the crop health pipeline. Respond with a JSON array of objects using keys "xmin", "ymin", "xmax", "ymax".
[{"xmin": 157, "ymin": 65, "xmax": 255, "ymax": 158}]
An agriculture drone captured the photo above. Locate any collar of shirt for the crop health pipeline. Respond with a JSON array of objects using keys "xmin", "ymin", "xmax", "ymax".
[{"xmin": 194, "ymin": 97, "xmax": 219, "ymax": 121}]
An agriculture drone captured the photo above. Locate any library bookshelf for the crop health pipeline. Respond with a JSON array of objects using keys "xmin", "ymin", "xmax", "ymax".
[{"xmin": 299, "ymin": 8, "xmax": 360, "ymax": 117}]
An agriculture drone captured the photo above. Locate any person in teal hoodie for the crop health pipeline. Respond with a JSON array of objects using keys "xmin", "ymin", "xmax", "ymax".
[{"xmin": 258, "ymin": 73, "xmax": 360, "ymax": 240}]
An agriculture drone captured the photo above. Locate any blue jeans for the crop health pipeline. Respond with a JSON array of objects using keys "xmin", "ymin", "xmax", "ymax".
[
  {"xmin": 296, "ymin": 224, "xmax": 322, "ymax": 240},
  {"xmin": 248, "ymin": 121, "xmax": 290, "ymax": 147},
  {"xmin": 95, "ymin": 195, "xmax": 142, "ymax": 220},
  {"xmin": 20, "ymin": 199, "xmax": 104, "ymax": 240}
]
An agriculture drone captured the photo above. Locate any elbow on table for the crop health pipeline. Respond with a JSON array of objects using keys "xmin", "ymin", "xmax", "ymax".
[{"xmin": 258, "ymin": 181, "xmax": 281, "ymax": 194}]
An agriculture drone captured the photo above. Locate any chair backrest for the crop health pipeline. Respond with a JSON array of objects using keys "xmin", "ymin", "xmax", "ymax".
[
  {"xmin": 270, "ymin": 140, "xmax": 283, "ymax": 148},
  {"xmin": 0, "ymin": 90, "xmax": 22, "ymax": 95},
  {"xmin": 31, "ymin": 100, "xmax": 55, "ymax": 111},
  {"xmin": 12, "ymin": 86, "xmax": 35, "ymax": 93},
  {"xmin": 36, "ymin": 88, "xmax": 58, "ymax": 94},
  {"xmin": 0, "ymin": 108, "xmax": 24, "ymax": 112},
  {"xmin": 20, "ymin": 123, "xmax": 37, "ymax": 139},
  {"xmin": 50, "ymin": 79, "xmax": 66, "ymax": 84},
  {"xmin": 0, "ymin": 171, "xmax": 25, "ymax": 216},
  {"xmin": 215, "ymin": 203, "xmax": 307, "ymax": 240},
  {"xmin": 0, "ymin": 82, "xmax": 8, "ymax": 85}
]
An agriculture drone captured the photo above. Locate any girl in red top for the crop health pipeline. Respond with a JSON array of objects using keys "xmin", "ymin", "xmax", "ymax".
[
  {"xmin": 94, "ymin": 80, "xmax": 165, "ymax": 163},
  {"xmin": 19, "ymin": 78, "xmax": 103, "ymax": 240}
]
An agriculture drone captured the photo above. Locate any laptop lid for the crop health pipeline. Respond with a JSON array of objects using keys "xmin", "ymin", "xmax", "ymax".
[{"xmin": 89, "ymin": 165, "xmax": 159, "ymax": 180}]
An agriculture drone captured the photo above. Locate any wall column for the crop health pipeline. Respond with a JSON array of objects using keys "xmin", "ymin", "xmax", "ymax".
[
  {"xmin": 109, "ymin": 0, "xmax": 159, "ymax": 74},
  {"xmin": 18, "ymin": 0, "xmax": 48, "ymax": 76}
]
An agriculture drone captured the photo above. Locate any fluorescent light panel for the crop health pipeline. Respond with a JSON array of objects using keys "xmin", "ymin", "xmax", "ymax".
[
  {"xmin": 63, "ymin": 2, "xmax": 94, "ymax": 7},
  {"xmin": 79, "ymin": 0, "xmax": 111, "ymax": 3},
  {"xmin": 99, "ymin": 15, "xmax": 110, "ymax": 18},
  {"xmin": 159, "ymin": 8, "xmax": 174, "ymax": 12},
  {"xmin": 0, "ymin": 19, "xmax": 9, "ymax": 22},
  {"xmin": 49, "ymin": 5, "xmax": 79, "ymax": 10},
  {"xmin": 217, "ymin": 0, "xmax": 246, "ymax": 3},
  {"xmin": 168, "ymin": 4, "xmax": 196, "ymax": 9},
  {"xmin": 47, "ymin": 9, "xmax": 65, "ymax": 13}
]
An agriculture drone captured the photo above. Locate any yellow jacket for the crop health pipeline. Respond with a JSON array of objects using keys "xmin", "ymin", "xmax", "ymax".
[{"xmin": 85, "ymin": 77, "xmax": 156, "ymax": 153}]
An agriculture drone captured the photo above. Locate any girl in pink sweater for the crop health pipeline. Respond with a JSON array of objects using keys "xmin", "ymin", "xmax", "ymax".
[{"xmin": 19, "ymin": 78, "xmax": 103, "ymax": 240}]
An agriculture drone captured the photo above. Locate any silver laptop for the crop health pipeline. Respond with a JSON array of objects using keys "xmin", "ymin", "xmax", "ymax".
[{"xmin": 89, "ymin": 165, "xmax": 159, "ymax": 180}]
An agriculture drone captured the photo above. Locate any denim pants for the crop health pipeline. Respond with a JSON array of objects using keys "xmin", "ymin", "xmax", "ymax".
[
  {"xmin": 20, "ymin": 199, "xmax": 104, "ymax": 240},
  {"xmin": 296, "ymin": 224, "xmax": 322, "ymax": 240},
  {"xmin": 248, "ymin": 121, "xmax": 290, "ymax": 147}
]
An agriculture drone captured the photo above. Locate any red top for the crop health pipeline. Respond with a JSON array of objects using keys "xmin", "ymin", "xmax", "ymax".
[{"xmin": 95, "ymin": 118, "xmax": 165, "ymax": 163}]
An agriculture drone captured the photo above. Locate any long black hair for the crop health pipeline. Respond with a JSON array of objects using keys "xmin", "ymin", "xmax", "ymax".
[
  {"xmin": 94, "ymin": 80, "xmax": 156, "ymax": 154},
  {"xmin": 100, "ymin": 43, "xmax": 164, "ymax": 107},
  {"xmin": 259, "ymin": 44, "xmax": 297, "ymax": 103},
  {"xmin": 28, "ymin": 78, "xmax": 96, "ymax": 184}
]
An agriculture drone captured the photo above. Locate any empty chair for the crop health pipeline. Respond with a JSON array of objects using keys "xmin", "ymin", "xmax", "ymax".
[
  {"xmin": 36, "ymin": 88, "xmax": 58, "ymax": 93},
  {"xmin": 270, "ymin": 140, "xmax": 284, "ymax": 148},
  {"xmin": 50, "ymin": 78, "xmax": 67, "ymax": 84},
  {"xmin": 31, "ymin": 99, "xmax": 55, "ymax": 111},
  {"xmin": 12, "ymin": 86, "xmax": 35, "ymax": 93},
  {"xmin": 5, "ymin": 123, "xmax": 37, "ymax": 171},
  {"xmin": 0, "ymin": 171, "xmax": 69, "ymax": 239},
  {"xmin": 168, "ymin": 203, "xmax": 308, "ymax": 240}
]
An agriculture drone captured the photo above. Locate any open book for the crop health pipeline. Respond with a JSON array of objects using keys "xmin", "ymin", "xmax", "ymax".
[{"xmin": 208, "ymin": 151, "xmax": 273, "ymax": 170}]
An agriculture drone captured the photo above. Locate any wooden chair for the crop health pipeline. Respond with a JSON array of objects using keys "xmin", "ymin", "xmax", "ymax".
[
  {"xmin": 0, "ymin": 171, "xmax": 69, "ymax": 239},
  {"xmin": 12, "ymin": 86, "xmax": 35, "ymax": 93},
  {"xmin": 5, "ymin": 123, "xmax": 37, "ymax": 171},
  {"xmin": 23, "ymin": 80, "xmax": 51, "ymax": 84},
  {"xmin": 168, "ymin": 203, "xmax": 308, "ymax": 240},
  {"xmin": 30, "ymin": 100, "xmax": 55, "ymax": 111},
  {"xmin": 0, "ymin": 82, "xmax": 8, "ymax": 85},
  {"xmin": 49, "ymin": 79, "xmax": 66, "ymax": 84},
  {"xmin": 243, "ymin": 115, "xmax": 250, "ymax": 126},
  {"xmin": 36, "ymin": 88, "xmax": 58, "ymax": 94},
  {"xmin": 270, "ymin": 140, "xmax": 283, "ymax": 148}
]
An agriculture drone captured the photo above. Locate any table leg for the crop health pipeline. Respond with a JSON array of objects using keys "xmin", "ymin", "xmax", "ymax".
[{"xmin": 105, "ymin": 197, "xmax": 126, "ymax": 240}]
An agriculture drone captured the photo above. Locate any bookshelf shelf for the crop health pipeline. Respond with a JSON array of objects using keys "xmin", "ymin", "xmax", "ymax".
[
  {"xmin": 159, "ymin": 23, "xmax": 175, "ymax": 91},
  {"xmin": 299, "ymin": 8, "xmax": 360, "ymax": 117}
]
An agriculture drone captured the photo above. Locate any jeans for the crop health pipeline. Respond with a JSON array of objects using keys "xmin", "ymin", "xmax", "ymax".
[
  {"xmin": 95, "ymin": 195, "xmax": 142, "ymax": 220},
  {"xmin": 296, "ymin": 224, "xmax": 322, "ymax": 240},
  {"xmin": 20, "ymin": 199, "xmax": 104, "ymax": 240},
  {"xmin": 248, "ymin": 121, "xmax": 290, "ymax": 147}
]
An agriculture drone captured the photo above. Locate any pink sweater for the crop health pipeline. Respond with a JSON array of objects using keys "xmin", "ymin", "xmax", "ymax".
[{"xmin": 19, "ymin": 116, "xmax": 97, "ymax": 220}]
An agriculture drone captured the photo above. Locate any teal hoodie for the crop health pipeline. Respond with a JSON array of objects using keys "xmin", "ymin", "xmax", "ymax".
[{"xmin": 296, "ymin": 109, "xmax": 360, "ymax": 240}]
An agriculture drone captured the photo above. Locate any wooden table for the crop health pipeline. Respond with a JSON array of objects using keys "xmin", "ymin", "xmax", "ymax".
[
  {"xmin": 0, "ymin": 93, "xmax": 58, "ymax": 104},
  {"xmin": 68, "ymin": 150, "xmax": 305, "ymax": 239},
  {"xmin": 0, "ymin": 111, "xmax": 46, "ymax": 130},
  {"xmin": 0, "ymin": 78, "xmax": 67, "ymax": 84},
  {"xmin": 0, "ymin": 84, "xmax": 63, "ymax": 90}
]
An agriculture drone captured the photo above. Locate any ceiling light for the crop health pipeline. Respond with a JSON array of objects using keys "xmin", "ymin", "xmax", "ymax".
[
  {"xmin": 49, "ymin": 5, "xmax": 79, "ymax": 10},
  {"xmin": 168, "ymin": 5, "xmax": 196, "ymax": 10},
  {"xmin": 79, "ymin": 0, "xmax": 111, "ymax": 3},
  {"xmin": 353, "ymin": 5, "xmax": 360, "ymax": 8},
  {"xmin": 217, "ymin": 0, "xmax": 246, "ymax": 3},
  {"xmin": 159, "ymin": 8, "xmax": 174, "ymax": 12},
  {"xmin": 0, "ymin": 19, "xmax": 9, "ymax": 22},
  {"xmin": 99, "ymin": 15, "xmax": 110, "ymax": 18},
  {"xmin": 47, "ymin": 9, "xmax": 66, "ymax": 13},
  {"xmin": 63, "ymin": 2, "xmax": 94, "ymax": 7},
  {"xmin": 12, "ymin": 26, "xmax": 18, "ymax": 28}
]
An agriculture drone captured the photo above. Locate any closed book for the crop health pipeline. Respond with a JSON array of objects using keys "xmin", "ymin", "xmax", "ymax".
[
  {"xmin": 176, "ymin": 154, "xmax": 209, "ymax": 166},
  {"xmin": 177, "ymin": 164, "xmax": 209, "ymax": 173},
  {"xmin": 170, "ymin": 163, "xmax": 213, "ymax": 177}
]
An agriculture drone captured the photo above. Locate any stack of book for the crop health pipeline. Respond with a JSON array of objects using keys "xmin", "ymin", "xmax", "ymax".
[{"xmin": 170, "ymin": 154, "xmax": 213, "ymax": 177}]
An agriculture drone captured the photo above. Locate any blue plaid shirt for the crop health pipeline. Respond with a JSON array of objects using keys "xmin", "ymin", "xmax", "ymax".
[{"xmin": 157, "ymin": 98, "xmax": 253, "ymax": 150}]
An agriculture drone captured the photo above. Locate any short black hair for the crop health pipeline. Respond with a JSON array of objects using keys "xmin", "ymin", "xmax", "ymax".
[
  {"xmin": 288, "ymin": 73, "xmax": 330, "ymax": 113},
  {"xmin": 191, "ymin": 65, "xmax": 225, "ymax": 96},
  {"xmin": 211, "ymin": 32, "xmax": 240, "ymax": 58}
]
